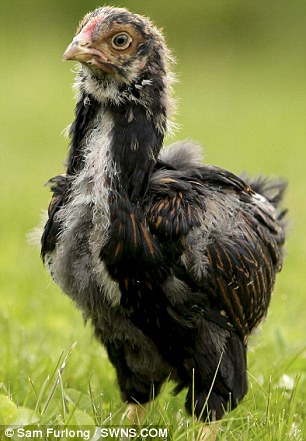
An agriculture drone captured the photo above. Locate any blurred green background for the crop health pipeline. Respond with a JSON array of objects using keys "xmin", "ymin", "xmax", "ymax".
[{"xmin": 1, "ymin": 0, "xmax": 306, "ymax": 429}]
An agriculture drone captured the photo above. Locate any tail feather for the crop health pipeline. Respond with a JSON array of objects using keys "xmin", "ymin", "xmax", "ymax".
[{"xmin": 242, "ymin": 175, "xmax": 287, "ymax": 208}]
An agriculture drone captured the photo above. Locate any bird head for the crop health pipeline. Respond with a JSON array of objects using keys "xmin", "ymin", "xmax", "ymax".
[
  {"xmin": 63, "ymin": 6, "xmax": 177, "ymax": 185},
  {"xmin": 63, "ymin": 7, "xmax": 173, "ymax": 88}
]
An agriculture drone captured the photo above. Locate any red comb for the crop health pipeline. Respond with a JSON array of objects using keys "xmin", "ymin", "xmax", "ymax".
[{"xmin": 81, "ymin": 13, "xmax": 105, "ymax": 36}]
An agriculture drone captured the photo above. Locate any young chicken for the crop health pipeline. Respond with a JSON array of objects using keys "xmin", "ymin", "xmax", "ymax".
[{"xmin": 41, "ymin": 6, "xmax": 287, "ymax": 439}]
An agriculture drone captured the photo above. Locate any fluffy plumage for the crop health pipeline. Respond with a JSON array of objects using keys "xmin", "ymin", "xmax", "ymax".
[{"xmin": 41, "ymin": 6, "xmax": 287, "ymax": 425}]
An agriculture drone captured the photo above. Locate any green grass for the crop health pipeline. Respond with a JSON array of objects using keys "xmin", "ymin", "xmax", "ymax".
[{"xmin": 1, "ymin": 1, "xmax": 306, "ymax": 439}]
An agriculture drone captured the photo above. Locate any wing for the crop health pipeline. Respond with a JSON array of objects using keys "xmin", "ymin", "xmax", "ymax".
[
  {"xmin": 147, "ymin": 162, "xmax": 286, "ymax": 341},
  {"xmin": 41, "ymin": 175, "xmax": 69, "ymax": 259}
]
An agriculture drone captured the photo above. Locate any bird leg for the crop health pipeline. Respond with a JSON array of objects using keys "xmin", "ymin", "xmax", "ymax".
[
  {"xmin": 197, "ymin": 423, "xmax": 219, "ymax": 441},
  {"xmin": 123, "ymin": 402, "xmax": 148, "ymax": 424}
]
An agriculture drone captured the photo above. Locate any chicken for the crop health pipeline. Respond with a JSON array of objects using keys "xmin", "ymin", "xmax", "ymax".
[{"xmin": 41, "ymin": 6, "xmax": 287, "ymax": 438}]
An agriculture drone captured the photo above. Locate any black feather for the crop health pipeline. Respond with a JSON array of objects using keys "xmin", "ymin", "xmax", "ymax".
[{"xmin": 67, "ymin": 93, "xmax": 100, "ymax": 175}]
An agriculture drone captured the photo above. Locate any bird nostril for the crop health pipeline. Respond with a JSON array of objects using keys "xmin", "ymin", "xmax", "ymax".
[
  {"xmin": 80, "ymin": 40, "xmax": 91, "ymax": 47},
  {"xmin": 73, "ymin": 35, "xmax": 92, "ymax": 48}
]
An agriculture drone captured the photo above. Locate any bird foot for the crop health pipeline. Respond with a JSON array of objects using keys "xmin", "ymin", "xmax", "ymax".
[
  {"xmin": 197, "ymin": 424, "xmax": 219, "ymax": 441},
  {"xmin": 123, "ymin": 402, "xmax": 148, "ymax": 424}
]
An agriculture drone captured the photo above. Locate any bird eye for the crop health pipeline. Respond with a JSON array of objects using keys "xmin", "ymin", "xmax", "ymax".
[{"xmin": 111, "ymin": 33, "xmax": 132, "ymax": 50}]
